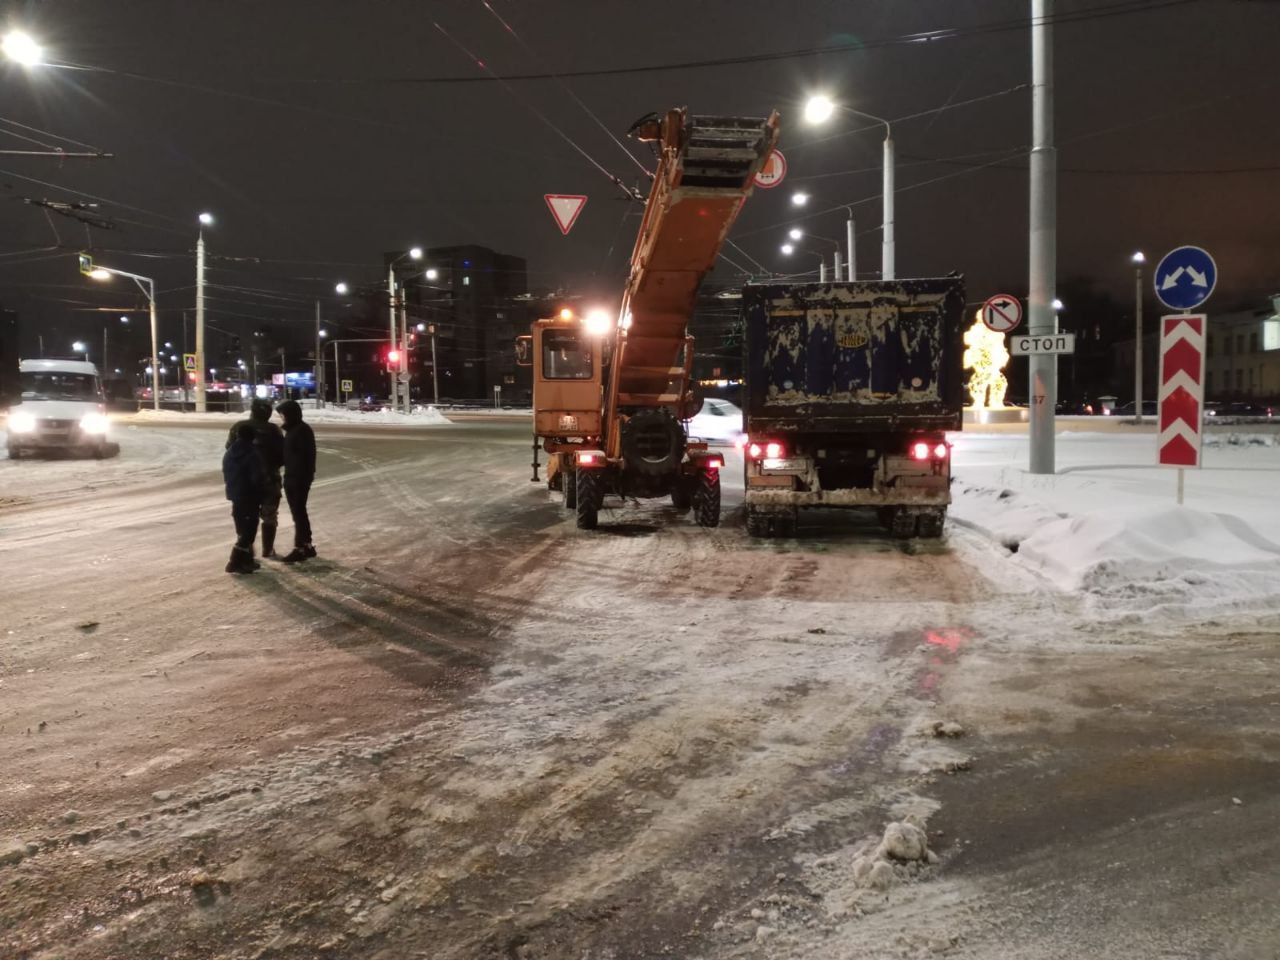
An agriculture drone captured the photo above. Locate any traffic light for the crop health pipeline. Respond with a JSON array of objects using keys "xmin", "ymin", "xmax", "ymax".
[{"xmin": 385, "ymin": 349, "xmax": 401, "ymax": 372}]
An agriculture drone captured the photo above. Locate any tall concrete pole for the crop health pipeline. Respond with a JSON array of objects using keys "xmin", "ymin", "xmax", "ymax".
[
  {"xmin": 386, "ymin": 264, "xmax": 398, "ymax": 404},
  {"xmin": 399, "ymin": 297, "xmax": 411, "ymax": 413},
  {"xmin": 148, "ymin": 281, "xmax": 160, "ymax": 412},
  {"xmin": 430, "ymin": 325, "xmax": 439, "ymax": 405},
  {"xmin": 845, "ymin": 210, "xmax": 856, "ymax": 281},
  {"xmin": 882, "ymin": 135, "xmax": 895, "ymax": 280},
  {"xmin": 1133, "ymin": 256, "xmax": 1145, "ymax": 424},
  {"xmin": 314, "ymin": 299, "xmax": 323, "ymax": 409},
  {"xmin": 195, "ymin": 230, "xmax": 207, "ymax": 412},
  {"xmin": 1028, "ymin": 0, "xmax": 1057, "ymax": 474}
]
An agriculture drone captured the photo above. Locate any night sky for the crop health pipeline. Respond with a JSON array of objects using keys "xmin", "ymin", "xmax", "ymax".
[{"xmin": 2, "ymin": 0, "xmax": 1278, "ymax": 359}]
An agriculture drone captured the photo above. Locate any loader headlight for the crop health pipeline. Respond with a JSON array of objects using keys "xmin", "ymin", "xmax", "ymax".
[
  {"xmin": 8, "ymin": 410, "xmax": 36, "ymax": 434},
  {"xmin": 80, "ymin": 412, "xmax": 110, "ymax": 435}
]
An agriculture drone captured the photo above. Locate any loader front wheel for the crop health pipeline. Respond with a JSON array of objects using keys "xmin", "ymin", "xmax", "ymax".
[
  {"xmin": 692, "ymin": 470, "xmax": 721, "ymax": 528},
  {"xmin": 576, "ymin": 469, "xmax": 601, "ymax": 530}
]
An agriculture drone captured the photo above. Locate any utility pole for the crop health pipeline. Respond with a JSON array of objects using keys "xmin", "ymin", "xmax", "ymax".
[
  {"xmin": 399, "ymin": 296, "xmax": 411, "ymax": 414},
  {"xmin": 430, "ymin": 324, "xmax": 439, "ymax": 404},
  {"xmin": 387, "ymin": 265, "xmax": 398, "ymax": 405},
  {"xmin": 195, "ymin": 227, "xmax": 207, "ymax": 412},
  {"xmin": 314, "ymin": 299, "xmax": 323, "ymax": 409},
  {"xmin": 1132, "ymin": 252, "xmax": 1145, "ymax": 425},
  {"xmin": 102, "ymin": 326, "xmax": 108, "ymax": 374},
  {"xmin": 1027, "ymin": 0, "xmax": 1057, "ymax": 474},
  {"xmin": 845, "ymin": 209, "xmax": 857, "ymax": 281},
  {"xmin": 882, "ymin": 135, "xmax": 895, "ymax": 281}
]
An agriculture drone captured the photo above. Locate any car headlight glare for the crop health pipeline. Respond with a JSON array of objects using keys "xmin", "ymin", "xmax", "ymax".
[
  {"xmin": 80, "ymin": 412, "xmax": 110, "ymax": 435},
  {"xmin": 8, "ymin": 411, "xmax": 36, "ymax": 434}
]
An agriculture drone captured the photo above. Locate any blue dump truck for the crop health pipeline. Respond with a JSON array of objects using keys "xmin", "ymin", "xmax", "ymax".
[{"xmin": 741, "ymin": 277, "xmax": 966, "ymax": 539}]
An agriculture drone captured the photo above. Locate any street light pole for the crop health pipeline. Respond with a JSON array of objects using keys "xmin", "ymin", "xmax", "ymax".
[
  {"xmin": 399, "ymin": 296, "xmax": 411, "ymax": 414},
  {"xmin": 845, "ymin": 207, "xmax": 857, "ymax": 281},
  {"xmin": 430, "ymin": 324, "xmax": 439, "ymax": 404},
  {"xmin": 84, "ymin": 259, "xmax": 159, "ymax": 411},
  {"xmin": 387, "ymin": 263, "xmax": 398, "ymax": 405},
  {"xmin": 1132, "ymin": 251, "xmax": 1145, "ymax": 425},
  {"xmin": 314, "ymin": 299, "xmax": 323, "ymax": 409},
  {"xmin": 1027, "ymin": 0, "xmax": 1058, "ymax": 474},
  {"xmin": 195, "ymin": 213, "xmax": 213, "ymax": 412}
]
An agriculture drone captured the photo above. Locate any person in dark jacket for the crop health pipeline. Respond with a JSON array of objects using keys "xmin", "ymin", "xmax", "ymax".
[
  {"xmin": 222, "ymin": 422, "xmax": 268, "ymax": 574},
  {"xmin": 225, "ymin": 398, "xmax": 285, "ymax": 557},
  {"xmin": 276, "ymin": 399, "xmax": 317, "ymax": 562}
]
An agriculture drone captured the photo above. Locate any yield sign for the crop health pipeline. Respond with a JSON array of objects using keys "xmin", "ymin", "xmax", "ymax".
[
  {"xmin": 1157, "ymin": 314, "xmax": 1206, "ymax": 469},
  {"xmin": 544, "ymin": 194, "xmax": 587, "ymax": 235}
]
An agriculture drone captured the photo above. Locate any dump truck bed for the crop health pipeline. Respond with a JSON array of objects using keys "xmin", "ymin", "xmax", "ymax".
[{"xmin": 742, "ymin": 278, "xmax": 966, "ymax": 435}]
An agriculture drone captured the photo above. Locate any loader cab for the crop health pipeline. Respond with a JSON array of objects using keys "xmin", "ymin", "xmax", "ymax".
[{"xmin": 522, "ymin": 317, "xmax": 604, "ymax": 439}]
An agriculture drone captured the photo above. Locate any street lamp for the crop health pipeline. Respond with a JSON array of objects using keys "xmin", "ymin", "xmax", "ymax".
[
  {"xmin": 791, "ymin": 192, "xmax": 810, "ymax": 207},
  {"xmin": 424, "ymin": 268, "xmax": 439, "ymax": 281},
  {"xmin": 780, "ymin": 242, "xmax": 828, "ymax": 281},
  {"xmin": 780, "ymin": 243, "xmax": 795, "ymax": 256},
  {"xmin": 1051, "ymin": 298, "xmax": 1064, "ymax": 312},
  {"xmin": 72, "ymin": 340, "xmax": 87, "ymax": 361},
  {"xmin": 1131, "ymin": 251, "xmax": 1146, "ymax": 425},
  {"xmin": 195, "ymin": 212, "xmax": 215, "ymax": 411},
  {"xmin": 788, "ymin": 227, "xmax": 803, "ymax": 241},
  {"xmin": 86, "ymin": 259, "xmax": 160, "ymax": 411},
  {"xmin": 803, "ymin": 93, "xmax": 895, "ymax": 280},
  {"xmin": 387, "ymin": 246, "xmax": 424, "ymax": 414},
  {"xmin": 334, "ymin": 282, "xmax": 349, "ymax": 295},
  {"xmin": 1, "ymin": 30, "xmax": 43, "ymax": 66}
]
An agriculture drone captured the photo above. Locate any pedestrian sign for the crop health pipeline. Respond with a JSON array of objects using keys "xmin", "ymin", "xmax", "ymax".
[
  {"xmin": 340, "ymin": 379, "xmax": 353, "ymax": 393},
  {"xmin": 78, "ymin": 253, "xmax": 94, "ymax": 276},
  {"xmin": 1154, "ymin": 245, "xmax": 1216, "ymax": 311},
  {"xmin": 183, "ymin": 353, "xmax": 196, "ymax": 371}
]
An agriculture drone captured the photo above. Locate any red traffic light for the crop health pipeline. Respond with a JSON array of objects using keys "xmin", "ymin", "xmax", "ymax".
[{"xmin": 387, "ymin": 349, "xmax": 401, "ymax": 364}]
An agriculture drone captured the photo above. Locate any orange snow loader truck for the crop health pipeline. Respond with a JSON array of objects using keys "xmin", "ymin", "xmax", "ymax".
[{"xmin": 517, "ymin": 108, "xmax": 780, "ymax": 529}]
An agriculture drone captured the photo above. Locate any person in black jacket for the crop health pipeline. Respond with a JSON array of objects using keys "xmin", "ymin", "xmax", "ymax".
[
  {"xmin": 276, "ymin": 399, "xmax": 317, "ymax": 562},
  {"xmin": 222, "ymin": 422, "xmax": 268, "ymax": 574},
  {"xmin": 225, "ymin": 398, "xmax": 285, "ymax": 557}
]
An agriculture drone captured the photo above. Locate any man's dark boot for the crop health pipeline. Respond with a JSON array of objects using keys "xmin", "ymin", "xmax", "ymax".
[
  {"xmin": 281, "ymin": 546, "xmax": 309, "ymax": 564},
  {"xmin": 261, "ymin": 523, "xmax": 277, "ymax": 558},
  {"xmin": 227, "ymin": 546, "xmax": 256, "ymax": 574}
]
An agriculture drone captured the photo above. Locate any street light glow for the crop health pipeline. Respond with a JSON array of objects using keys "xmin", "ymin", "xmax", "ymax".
[
  {"xmin": 803, "ymin": 95, "xmax": 836, "ymax": 125},
  {"xmin": 780, "ymin": 243, "xmax": 795, "ymax": 256},
  {"xmin": 416, "ymin": 323, "xmax": 425, "ymax": 332},
  {"xmin": 1052, "ymin": 298, "xmax": 1065, "ymax": 311},
  {"xmin": 1131, "ymin": 251, "xmax": 1146, "ymax": 264},
  {"xmin": 334, "ymin": 282, "xmax": 350, "ymax": 295},
  {"xmin": 408, "ymin": 247, "xmax": 423, "ymax": 260},
  {"xmin": 791, "ymin": 192, "xmax": 809, "ymax": 207},
  {"xmin": 788, "ymin": 228, "xmax": 803, "ymax": 241},
  {"xmin": 88, "ymin": 268, "xmax": 111, "ymax": 280},
  {"xmin": 424, "ymin": 268, "xmax": 439, "ymax": 281},
  {"xmin": 72, "ymin": 341, "xmax": 86, "ymax": 352},
  {"xmin": 319, "ymin": 329, "xmax": 328, "ymax": 338},
  {"xmin": 198, "ymin": 212, "xmax": 214, "ymax": 226},
  {"xmin": 119, "ymin": 315, "xmax": 129, "ymax": 324},
  {"xmin": 2, "ymin": 30, "xmax": 43, "ymax": 66}
]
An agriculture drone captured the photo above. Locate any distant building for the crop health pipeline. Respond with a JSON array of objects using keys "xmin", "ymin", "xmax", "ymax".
[
  {"xmin": 406, "ymin": 245, "xmax": 533, "ymax": 402},
  {"xmin": 1205, "ymin": 295, "xmax": 1280, "ymax": 399}
]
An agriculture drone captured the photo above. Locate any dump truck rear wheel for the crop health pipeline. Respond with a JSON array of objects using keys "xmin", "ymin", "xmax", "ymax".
[
  {"xmin": 889, "ymin": 508, "xmax": 916, "ymax": 539},
  {"xmin": 773, "ymin": 508, "xmax": 798, "ymax": 538},
  {"xmin": 576, "ymin": 470, "xmax": 600, "ymax": 530},
  {"xmin": 746, "ymin": 505, "xmax": 770, "ymax": 538},
  {"xmin": 692, "ymin": 470, "xmax": 720, "ymax": 527},
  {"xmin": 563, "ymin": 467, "xmax": 577, "ymax": 509},
  {"xmin": 916, "ymin": 510, "xmax": 945, "ymax": 539}
]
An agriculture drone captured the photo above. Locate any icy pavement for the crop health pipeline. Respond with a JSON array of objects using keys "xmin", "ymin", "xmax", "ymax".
[
  {"xmin": 128, "ymin": 405, "xmax": 455, "ymax": 427},
  {"xmin": 950, "ymin": 431, "xmax": 1280, "ymax": 624}
]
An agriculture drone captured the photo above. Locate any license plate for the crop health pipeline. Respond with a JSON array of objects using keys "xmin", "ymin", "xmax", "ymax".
[{"xmin": 763, "ymin": 457, "xmax": 806, "ymax": 472}]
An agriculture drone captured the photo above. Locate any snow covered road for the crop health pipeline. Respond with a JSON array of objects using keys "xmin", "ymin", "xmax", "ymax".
[{"xmin": 1, "ymin": 422, "xmax": 1277, "ymax": 959}]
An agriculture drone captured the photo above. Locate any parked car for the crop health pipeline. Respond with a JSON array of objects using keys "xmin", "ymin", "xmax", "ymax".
[
  {"xmin": 1221, "ymin": 401, "xmax": 1273, "ymax": 419},
  {"xmin": 1112, "ymin": 401, "xmax": 1158, "ymax": 417},
  {"xmin": 685, "ymin": 397, "xmax": 744, "ymax": 445}
]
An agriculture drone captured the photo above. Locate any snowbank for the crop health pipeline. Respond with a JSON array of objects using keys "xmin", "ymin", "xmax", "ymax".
[
  {"xmin": 950, "ymin": 431, "xmax": 1280, "ymax": 619},
  {"xmin": 129, "ymin": 406, "xmax": 453, "ymax": 427}
]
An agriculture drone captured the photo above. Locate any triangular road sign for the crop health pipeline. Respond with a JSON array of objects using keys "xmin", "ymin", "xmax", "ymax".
[{"xmin": 544, "ymin": 194, "xmax": 587, "ymax": 235}]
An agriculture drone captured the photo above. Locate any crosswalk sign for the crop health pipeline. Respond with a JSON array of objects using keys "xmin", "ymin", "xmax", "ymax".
[
  {"xmin": 183, "ymin": 353, "xmax": 196, "ymax": 371},
  {"xmin": 78, "ymin": 253, "xmax": 94, "ymax": 276}
]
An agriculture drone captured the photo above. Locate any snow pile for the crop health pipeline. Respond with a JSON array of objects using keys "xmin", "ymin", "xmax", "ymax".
[{"xmin": 950, "ymin": 430, "xmax": 1280, "ymax": 620}]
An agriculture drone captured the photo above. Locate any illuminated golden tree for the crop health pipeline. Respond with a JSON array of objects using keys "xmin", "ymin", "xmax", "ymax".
[{"xmin": 963, "ymin": 312, "xmax": 1009, "ymax": 409}]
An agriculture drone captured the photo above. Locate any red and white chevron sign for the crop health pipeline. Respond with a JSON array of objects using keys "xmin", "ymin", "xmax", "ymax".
[{"xmin": 1158, "ymin": 314, "xmax": 1207, "ymax": 468}]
